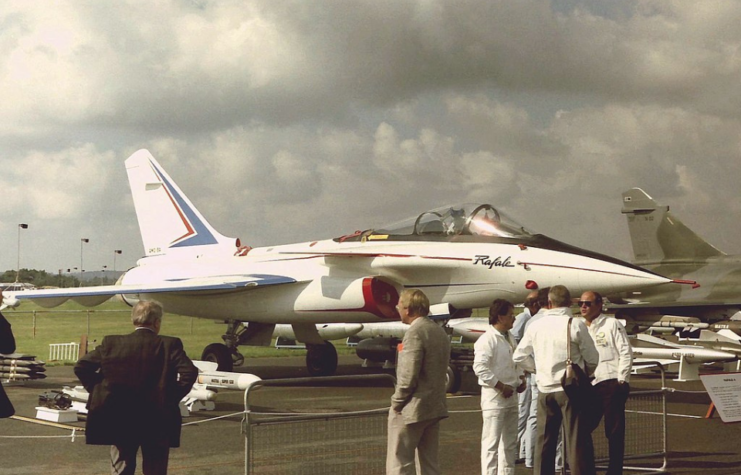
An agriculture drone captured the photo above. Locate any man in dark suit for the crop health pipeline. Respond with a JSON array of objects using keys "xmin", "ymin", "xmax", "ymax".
[
  {"xmin": 75, "ymin": 300, "xmax": 198, "ymax": 475},
  {"xmin": 387, "ymin": 289, "xmax": 451, "ymax": 475},
  {"xmin": 0, "ymin": 290, "xmax": 16, "ymax": 418}
]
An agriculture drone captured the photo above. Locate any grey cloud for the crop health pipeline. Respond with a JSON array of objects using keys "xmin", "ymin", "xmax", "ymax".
[{"xmin": 1, "ymin": 1, "xmax": 741, "ymax": 273}]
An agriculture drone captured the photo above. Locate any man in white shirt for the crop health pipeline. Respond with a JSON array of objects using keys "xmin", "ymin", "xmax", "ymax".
[
  {"xmin": 513, "ymin": 285, "xmax": 599, "ymax": 475},
  {"xmin": 511, "ymin": 291, "xmax": 539, "ymax": 343},
  {"xmin": 511, "ymin": 290, "xmax": 539, "ymax": 463},
  {"xmin": 580, "ymin": 291, "xmax": 632, "ymax": 475},
  {"xmin": 473, "ymin": 299, "xmax": 526, "ymax": 475},
  {"xmin": 522, "ymin": 288, "xmax": 563, "ymax": 470}
]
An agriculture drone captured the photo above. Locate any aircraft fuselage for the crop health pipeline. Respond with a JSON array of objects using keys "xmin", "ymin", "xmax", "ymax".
[{"xmin": 121, "ymin": 235, "xmax": 671, "ymax": 324}]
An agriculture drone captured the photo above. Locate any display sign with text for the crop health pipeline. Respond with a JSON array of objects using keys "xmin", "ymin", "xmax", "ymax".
[{"xmin": 700, "ymin": 372, "xmax": 741, "ymax": 423}]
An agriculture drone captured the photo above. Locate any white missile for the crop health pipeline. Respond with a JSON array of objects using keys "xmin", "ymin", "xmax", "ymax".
[
  {"xmin": 347, "ymin": 305, "xmax": 456, "ymax": 340},
  {"xmin": 195, "ymin": 371, "xmax": 261, "ymax": 391},
  {"xmin": 448, "ymin": 318, "xmax": 488, "ymax": 342},
  {"xmin": 187, "ymin": 386, "xmax": 217, "ymax": 401},
  {"xmin": 631, "ymin": 347, "xmax": 737, "ymax": 365},
  {"xmin": 272, "ymin": 323, "xmax": 364, "ymax": 341},
  {"xmin": 192, "ymin": 360, "xmax": 261, "ymax": 391},
  {"xmin": 353, "ymin": 322, "xmax": 408, "ymax": 339},
  {"xmin": 631, "ymin": 334, "xmax": 737, "ymax": 381}
]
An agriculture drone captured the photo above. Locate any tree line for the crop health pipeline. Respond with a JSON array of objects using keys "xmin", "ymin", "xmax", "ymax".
[{"xmin": 0, "ymin": 269, "xmax": 119, "ymax": 288}]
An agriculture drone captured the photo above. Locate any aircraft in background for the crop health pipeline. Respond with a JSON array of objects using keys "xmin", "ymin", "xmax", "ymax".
[
  {"xmin": 3, "ymin": 150, "xmax": 678, "ymax": 376},
  {"xmin": 607, "ymin": 188, "xmax": 741, "ymax": 335}
]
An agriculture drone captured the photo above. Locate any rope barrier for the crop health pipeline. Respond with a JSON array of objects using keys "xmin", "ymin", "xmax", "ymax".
[
  {"xmin": 3, "ymin": 416, "xmax": 80, "ymax": 442},
  {"xmin": 662, "ymin": 386, "xmax": 709, "ymax": 394},
  {"xmin": 182, "ymin": 411, "xmax": 245, "ymax": 426},
  {"xmin": 0, "ymin": 433, "xmax": 77, "ymax": 441}
]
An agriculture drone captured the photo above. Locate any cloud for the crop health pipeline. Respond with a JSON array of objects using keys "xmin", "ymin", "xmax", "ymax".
[
  {"xmin": 0, "ymin": 144, "xmax": 115, "ymax": 220},
  {"xmin": 1, "ymin": 1, "xmax": 741, "ymax": 272}
]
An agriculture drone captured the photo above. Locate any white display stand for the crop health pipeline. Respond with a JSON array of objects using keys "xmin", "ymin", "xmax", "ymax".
[{"xmin": 35, "ymin": 407, "xmax": 78, "ymax": 423}]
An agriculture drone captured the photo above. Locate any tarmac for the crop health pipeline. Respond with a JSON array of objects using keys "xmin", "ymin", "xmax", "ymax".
[{"xmin": 0, "ymin": 354, "xmax": 739, "ymax": 474}]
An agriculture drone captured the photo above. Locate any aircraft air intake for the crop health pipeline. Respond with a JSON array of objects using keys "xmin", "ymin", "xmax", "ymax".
[{"xmin": 294, "ymin": 276, "xmax": 401, "ymax": 321}]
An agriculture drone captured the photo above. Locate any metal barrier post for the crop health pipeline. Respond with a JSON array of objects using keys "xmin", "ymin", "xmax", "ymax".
[
  {"xmin": 243, "ymin": 374, "xmax": 395, "ymax": 475},
  {"xmin": 593, "ymin": 362, "xmax": 668, "ymax": 474},
  {"xmin": 552, "ymin": 362, "xmax": 668, "ymax": 475}
]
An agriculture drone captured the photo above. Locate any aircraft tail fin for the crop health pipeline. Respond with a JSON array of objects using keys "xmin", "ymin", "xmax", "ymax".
[
  {"xmin": 125, "ymin": 149, "xmax": 237, "ymax": 258},
  {"xmin": 621, "ymin": 188, "xmax": 724, "ymax": 263}
]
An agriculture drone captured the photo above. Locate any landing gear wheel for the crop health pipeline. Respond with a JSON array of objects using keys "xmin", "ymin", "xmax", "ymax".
[
  {"xmin": 202, "ymin": 343, "xmax": 233, "ymax": 372},
  {"xmin": 446, "ymin": 364, "xmax": 461, "ymax": 394},
  {"xmin": 306, "ymin": 342, "xmax": 338, "ymax": 376}
]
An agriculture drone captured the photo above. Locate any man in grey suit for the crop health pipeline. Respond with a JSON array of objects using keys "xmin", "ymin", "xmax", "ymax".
[
  {"xmin": 387, "ymin": 289, "xmax": 451, "ymax": 475},
  {"xmin": 75, "ymin": 300, "xmax": 198, "ymax": 475}
]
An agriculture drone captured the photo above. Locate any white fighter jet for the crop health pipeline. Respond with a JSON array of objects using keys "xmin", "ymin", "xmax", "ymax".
[{"xmin": 3, "ymin": 150, "xmax": 680, "ymax": 376}]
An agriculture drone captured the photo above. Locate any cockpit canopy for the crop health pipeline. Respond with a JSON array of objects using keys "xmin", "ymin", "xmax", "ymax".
[{"xmin": 374, "ymin": 203, "xmax": 533, "ymax": 238}]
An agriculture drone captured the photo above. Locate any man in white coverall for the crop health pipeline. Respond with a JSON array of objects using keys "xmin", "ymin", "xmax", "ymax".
[{"xmin": 474, "ymin": 298, "xmax": 526, "ymax": 475}]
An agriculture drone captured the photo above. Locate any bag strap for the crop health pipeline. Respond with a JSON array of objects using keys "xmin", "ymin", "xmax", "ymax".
[{"xmin": 566, "ymin": 317, "xmax": 573, "ymax": 365}]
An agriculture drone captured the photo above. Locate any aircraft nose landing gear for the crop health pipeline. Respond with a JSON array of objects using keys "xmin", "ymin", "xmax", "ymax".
[{"xmin": 201, "ymin": 343, "xmax": 243, "ymax": 372}]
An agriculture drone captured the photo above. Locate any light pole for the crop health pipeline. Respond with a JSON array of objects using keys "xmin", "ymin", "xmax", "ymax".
[
  {"xmin": 67, "ymin": 267, "xmax": 78, "ymax": 287},
  {"xmin": 113, "ymin": 249, "xmax": 122, "ymax": 272},
  {"xmin": 80, "ymin": 238, "xmax": 89, "ymax": 284},
  {"xmin": 16, "ymin": 224, "xmax": 28, "ymax": 283}
]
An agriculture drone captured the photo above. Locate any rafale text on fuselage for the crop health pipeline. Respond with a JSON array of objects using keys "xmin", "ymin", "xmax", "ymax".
[{"xmin": 473, "ymin": 255, "xmax": 515, "ymax": 269}]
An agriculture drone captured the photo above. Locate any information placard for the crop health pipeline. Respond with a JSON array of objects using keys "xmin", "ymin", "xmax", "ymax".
[{"xmin": 699, "ymin": 372, "xmax": 741, "ymax": 423}]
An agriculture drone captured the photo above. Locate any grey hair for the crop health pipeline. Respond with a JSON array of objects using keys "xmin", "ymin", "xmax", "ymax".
[
  {"xmin": 131, "ymin": 300, "xmax": 163, "ymax": 327},
  {"xmin": 548, "ymin": 285, "xmax": 571, "ymax": 308}
]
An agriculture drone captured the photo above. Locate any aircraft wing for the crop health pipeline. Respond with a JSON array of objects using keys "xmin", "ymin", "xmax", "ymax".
[{"xmin": 2, "ymin": 274, "xmax": 297, "ymax": 309}]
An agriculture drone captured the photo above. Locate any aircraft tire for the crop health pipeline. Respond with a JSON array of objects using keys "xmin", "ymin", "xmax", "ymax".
[
  {"xmin": 306, "ymin": 342, "xmax": 338, "ymax": 376},
  {"xmin": 202, "ymin": 343, "xmax": 233, "ymax": 372},
  {"xmin": 446, "ymin": 364, "xmax": 461, "ymax": 393}
]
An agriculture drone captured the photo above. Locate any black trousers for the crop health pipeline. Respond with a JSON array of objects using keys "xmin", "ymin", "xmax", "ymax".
[
  {"xmin": 535, "ymin": 390, "xmax": 595, "ymax": 475},
  {"xmin": 594, "ymin": 379, "xmax": 630, "ymax": 475},
  {"xmin": 111, "ymin": 442, "xmax": 170, "ymax": 475}
]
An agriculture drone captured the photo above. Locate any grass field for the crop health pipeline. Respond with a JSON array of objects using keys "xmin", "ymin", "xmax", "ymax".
[
  {"xmin": 3, "ymin": 300, "xmax": 489, "ymax": 365},
  {"xmin": 2, "ymin": 299, "xmax": 358, "ymax": 365}
]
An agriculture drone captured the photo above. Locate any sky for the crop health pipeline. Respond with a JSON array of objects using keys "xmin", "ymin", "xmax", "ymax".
[{"xmin": 1, "ymin": 0, "xmax": 740, "ymax": 277}]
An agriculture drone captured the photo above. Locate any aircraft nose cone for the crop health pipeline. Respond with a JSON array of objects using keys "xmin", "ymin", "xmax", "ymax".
[
  {"xmin": 577, "ymin": 257, "xmax": 673, "ymax": 295},
  {"xmin": 517, "ymin": 243, "xmax": 674, "ymax": 297}
]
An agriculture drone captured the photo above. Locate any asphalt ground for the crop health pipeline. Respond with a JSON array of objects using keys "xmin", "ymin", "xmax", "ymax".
[{"xmin": 0, "ymin": 355, "xmax": 738, "ymax": 474}]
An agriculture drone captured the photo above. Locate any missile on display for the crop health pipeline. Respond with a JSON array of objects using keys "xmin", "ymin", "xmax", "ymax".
[
  {"xmin": 0, "ymin": 354, "xmax": 47, "ymax": 382},
  {"xmin": 448, "ymin": 318, "xmax": 489, "ymax": 342},
  {"xmin": 631, "ymin": 333, "xmax": 737, "ymax": 381},
  {"xmin": 58, "ymin": 361, "xmax": 262, "ymax": 416}
]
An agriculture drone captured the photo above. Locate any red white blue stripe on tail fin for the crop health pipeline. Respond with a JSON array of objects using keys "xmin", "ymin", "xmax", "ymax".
[{"xmin": 126, "ymin": 149, "xmax": 235, "ymax": 257}]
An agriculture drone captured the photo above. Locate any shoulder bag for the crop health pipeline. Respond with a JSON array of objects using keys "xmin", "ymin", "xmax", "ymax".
[{"xmin": 560, "ymin": 317, "xmax": 595, "ymax": 405}]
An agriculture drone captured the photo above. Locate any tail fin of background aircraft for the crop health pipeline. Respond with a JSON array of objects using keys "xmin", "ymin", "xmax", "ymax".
[
  {"xmin": 126, "ymin": 149, "xmax": 237, "ymax": 258},
  {"xmin": 621, "ymin": 188, "xmax": 724, "ymax": 263}
]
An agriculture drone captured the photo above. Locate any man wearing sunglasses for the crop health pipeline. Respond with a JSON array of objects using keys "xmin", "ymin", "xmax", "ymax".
[{"xmin": 580, "ymin": 291, "xmax": 633, "ymax": 475}]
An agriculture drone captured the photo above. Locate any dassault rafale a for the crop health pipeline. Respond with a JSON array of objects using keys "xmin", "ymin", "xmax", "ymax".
[
  {"xmin": 608, "ymin": 188, "xmax": 741, "ymax": 336},
  {"xmin": 3, "ymin": 151, "xmax": 678, "ymax": 376}
]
